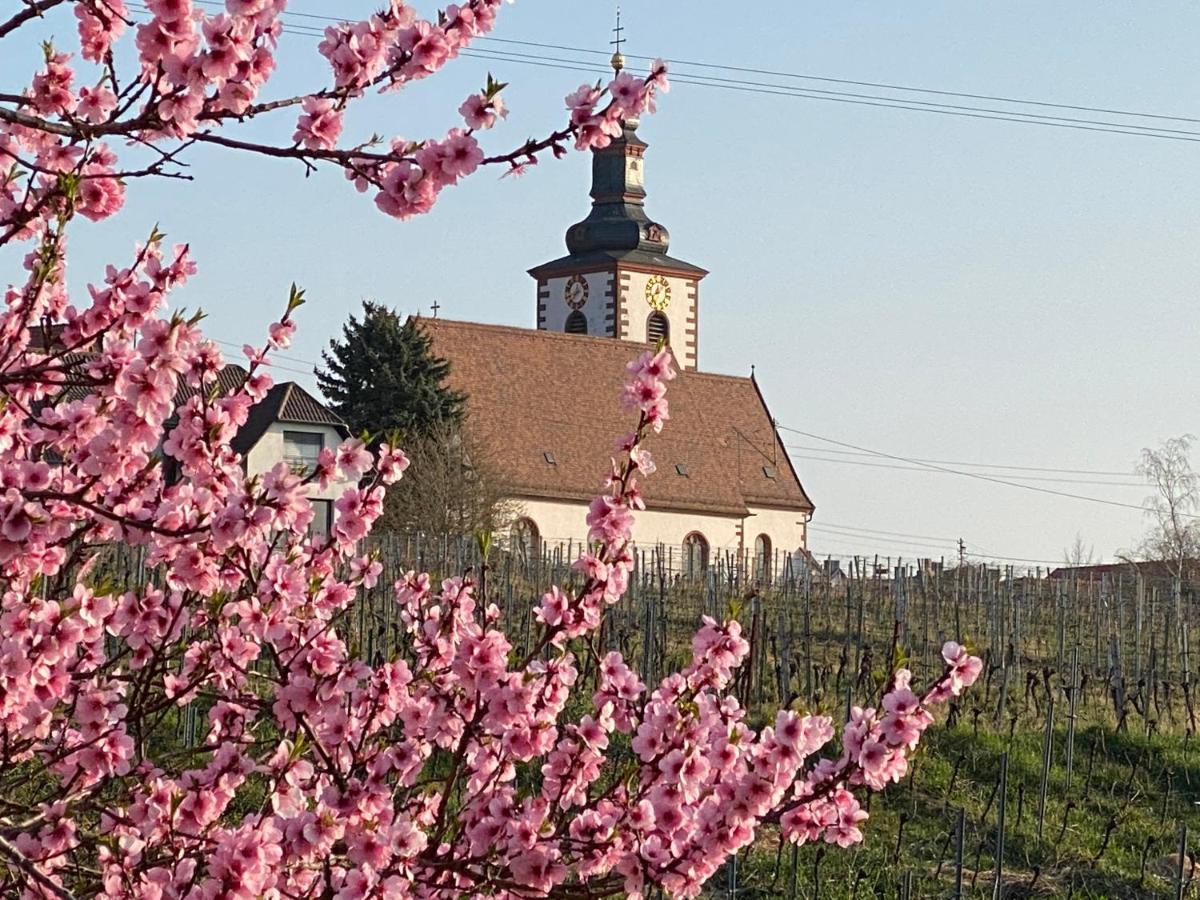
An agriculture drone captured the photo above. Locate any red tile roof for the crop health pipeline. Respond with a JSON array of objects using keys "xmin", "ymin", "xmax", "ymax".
[{"xmin": 421, "ymin": 319, "xmax": 814, "ymax": 518}]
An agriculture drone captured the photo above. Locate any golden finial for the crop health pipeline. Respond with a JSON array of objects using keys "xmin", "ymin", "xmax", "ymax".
[{"xmin": 610, "ymin": 7, "xmax": 625, "ymax": 73}]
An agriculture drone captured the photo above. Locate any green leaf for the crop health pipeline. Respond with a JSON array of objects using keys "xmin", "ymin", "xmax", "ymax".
[
  {"xmin": 485, "ymin": 73, "xmax": 508, "ymax": 98},
  {"xmin": 287, "ymin": 283, "xmax": 306, "ymax": 312}
]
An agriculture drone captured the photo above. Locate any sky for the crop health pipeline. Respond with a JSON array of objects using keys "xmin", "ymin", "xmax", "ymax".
[{"xmin": 3, "ymin": 2, "xmax": 1199, "ymax": 567}]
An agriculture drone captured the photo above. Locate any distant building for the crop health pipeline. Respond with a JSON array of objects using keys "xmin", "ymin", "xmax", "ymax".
[
  {"xmin": 420, "ymin": 109, "xmax": 814, "ymax": 576},
  {"xmin": 171, "ymin": 364, "xmax": 353, "ymax": 539},
  {"xmin": 1049, "ymin": 560, "xmax": 1200, "ymax": 582}
]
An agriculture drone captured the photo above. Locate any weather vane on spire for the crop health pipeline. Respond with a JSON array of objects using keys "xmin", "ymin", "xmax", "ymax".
[{"xmin": 610, "ymin": 7, "xmax": 625, "ymax": 73}]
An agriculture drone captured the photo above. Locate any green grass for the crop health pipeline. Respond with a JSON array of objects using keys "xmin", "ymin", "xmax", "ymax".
[{"xmin": 705, "ymin": 720, "xmax": 1200, "ymax": 898}]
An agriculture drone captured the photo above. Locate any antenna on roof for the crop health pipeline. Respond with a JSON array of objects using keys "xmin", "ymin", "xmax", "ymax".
[
  {"xmin": 431, "ymin": 300, "xmax": 441, "ymax": 318},
  {"xmin": 610, "ymin": 7, "xmax": 625, "ymax": 73}
]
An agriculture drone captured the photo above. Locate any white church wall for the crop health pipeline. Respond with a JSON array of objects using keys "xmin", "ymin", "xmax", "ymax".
[
  {"xmin": 509, "ymin": 497, "xmax": 807, "ymax": 568},
  {"xmin": 744, "ymin": 505, "xmax": 809, "ymax": 554},
  {"xmin": 616, "ymin": 269, "xmax": 697, "ymax": 369},
  {"xmin": 537, "ymin": 270, "xmax": 615, "ymax": 336},
  {"xmin": 512, "ymin": 496, "xmax": 742, "ymax": 553}
]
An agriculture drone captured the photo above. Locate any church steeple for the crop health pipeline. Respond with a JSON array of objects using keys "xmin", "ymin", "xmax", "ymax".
[
  {"xmin": 528, "ymin": 23, "xmax": 707, "ymax": 370},
  {"xmin": 563, "ymin": 120, "xmax": 665, "ymax": 259}
]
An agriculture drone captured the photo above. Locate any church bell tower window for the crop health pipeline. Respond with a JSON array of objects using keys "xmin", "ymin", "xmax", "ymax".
[
  {"xmin": 647, "ymin": 311, "xmax": 669, "ymax": 345},
  {"xmin": 565, "ymin": 310, "xmax": 588, "ymax": 335}
]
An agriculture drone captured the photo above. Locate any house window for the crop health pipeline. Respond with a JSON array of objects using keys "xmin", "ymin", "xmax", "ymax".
[
  {"xmin": 647, "ymin": 311, "xmax": 669, "ymax": 345},
  {"xmin": 682, "ymin": 532, "xmax": 708, "ymax": 578},
  {"xmin": 565, "ymin": 310, "xmax": 588, "ymax": 335},
  {"xmin": 754, "ymin": 534, "xmax": 772, "ymax": 582},
  {"xmin": 283, "ymin": 430, "xmax": 323, "ymax": 476},
  {"xmin": 310, "ymin": 499, "xmax": 333, "ymax": 539},
  {"xmin": 511, "ymin": 517, "xmax": 540, "ymax": 562}
]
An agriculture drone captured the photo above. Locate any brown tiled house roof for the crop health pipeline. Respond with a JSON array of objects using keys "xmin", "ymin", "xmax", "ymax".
[
  {"xmin": 165, "ymin": 363, "xmax": 347, "ymax": 456},
  {"xmin": 422, "ymin": 319, "xmax": 814, "ymax": 518},
  {"xmin": 171, "ymin": 364, "xmax": 347, "ymax": 456}
]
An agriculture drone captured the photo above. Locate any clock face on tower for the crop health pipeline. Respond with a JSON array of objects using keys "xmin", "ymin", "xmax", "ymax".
[
  {"xmin": 564, "ymin": 274, "xmax": 588, "ymax": 310},
  {"xmin": 645, "ymin": 274, "xmax": 671, "ymax": 311}
]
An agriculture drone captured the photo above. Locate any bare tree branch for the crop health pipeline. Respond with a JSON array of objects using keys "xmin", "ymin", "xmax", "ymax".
[{"xmin": 0, "ymin": 0, "xmax": 70, "ymax": 41}]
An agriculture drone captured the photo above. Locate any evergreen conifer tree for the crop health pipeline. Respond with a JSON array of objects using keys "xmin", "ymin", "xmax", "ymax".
[{"xmin": 317, "ymin": 302, "xmax": 464, "ymax": 439}]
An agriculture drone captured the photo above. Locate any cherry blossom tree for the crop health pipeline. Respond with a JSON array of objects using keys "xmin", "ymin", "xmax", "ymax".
[{"xmin": 0, "ymin": 2, "xmax": 982, "ymax": 897}]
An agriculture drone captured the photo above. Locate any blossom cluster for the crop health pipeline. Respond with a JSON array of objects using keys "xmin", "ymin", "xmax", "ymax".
[
  {"xmin": 1, "ymin": 0, "xmax": 669, "ymax": 239},
  {"xmin": 0, "ymin": 5, "xmax": 981, "ymax": 897},
  {"xmin": 0, "ymin": 256, "xmax": 980, "ymax": 895}
]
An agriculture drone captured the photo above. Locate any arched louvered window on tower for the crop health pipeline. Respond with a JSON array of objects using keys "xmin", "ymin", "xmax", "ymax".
[
  {"xmin": 565, "ymin": 310, "xmax": 588, "ymax": 334},
  {"xmin": 646, "ymin": 311, "xmax": 669, "ymax": 345}
]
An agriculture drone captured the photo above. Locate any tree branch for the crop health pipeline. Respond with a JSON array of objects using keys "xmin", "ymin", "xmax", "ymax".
[
  {"xmin": 0, "ymin": 0, "xmax": 70, "ymax": 41},
  {"xmin": 0, "ymin": 833, "xmax": 76, "ymax": 900}
]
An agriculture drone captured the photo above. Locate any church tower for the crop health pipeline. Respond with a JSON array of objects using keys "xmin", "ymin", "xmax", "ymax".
[{"xmin": 528, "ymin": 64, "xmax": 707, "ymax": 369}]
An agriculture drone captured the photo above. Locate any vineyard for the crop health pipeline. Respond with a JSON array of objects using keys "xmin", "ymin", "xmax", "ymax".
[{"xmin": 104, "ymin": 536, "xmax": 1200, "ymax": 897}]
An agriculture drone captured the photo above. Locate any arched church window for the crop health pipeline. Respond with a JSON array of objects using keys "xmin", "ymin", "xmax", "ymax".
[
  {"xmin": 511, "ymin": 517, "xmax": 540, "ymax": 563},
  {"xmin": 754, "ymin": 534, "xmax": 772, "ymax": 582},
  {"xmin": 682, "ymin": 532, "xmax": 708, "ymax": 578},
  {"xmin": 565, "ymin": 310, "xmax": 588, "ymax": 335},
  {"xmin": 646, "ymin": 311, "xmax": 669, "ymax": 345}
]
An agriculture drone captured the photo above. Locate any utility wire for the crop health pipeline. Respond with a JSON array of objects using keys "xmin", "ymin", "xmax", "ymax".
[
  {"xmin": 965, "ymin": 542, "xmax": 1066, "ymax": 566},
  {"xmin": 809, "ymin": 523, "xmax": 1063, "ymax": 566},
  {"xmin": 218, "ymin": 1, "xmax": 1200, "ymax": 127},
  {"xmin": 465, "ymin": 46, "xmax": 1200, "ymax": 139},
  {"xmin": 212, "ymin": 338, "xmax": 319, "ymax": 370},
  {"xmin": 457, "ymin": 50, "xmax": 1200, "ymax": 144},
  {"xmin": 788, "ymin": 450, "xmax": 1145, "ymax": 487},
  {"xmin": 476, "ymin": 39, "xmax": 1200, "ymax": 127},
  {"xmin": 776, "ymin": 423, "xmax": 1186, "ymax": 517},
  {"xmin": 207, "ymin": 338, "xmax": 317, "ymax": 378},
  {"xmin": 808, "ymin": 525, "xmax": 956, "ymax": 552},
  {"xmin": 179, "ymin": 5, "xmax": 1200, "ymax": 144},
  {"xmin": 784, "ymin": 443, "xmax": 1136, "ymax": 477},
  {"xmin": 813, "ymin": 521, "xmax": 960, "ymax": 543}
]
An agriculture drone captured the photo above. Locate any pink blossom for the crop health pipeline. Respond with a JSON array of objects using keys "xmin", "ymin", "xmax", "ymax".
[
  {"xmin": 77, "ymin": 85, "xmax": 118, "ymax": 124},
  {"xmin": 433, "ymin": 129, "xmax": 483, "ymax": 181},
  {"xmin": 0, "ymin": 12, "xmax": 984, "ymax": 894},
  {"xmin": 459, "ymin": 91, "xmax": 507, "ymax": 130},
  {"xmin": 293, "ymin": 96, "xmax": 344, "ymax": 151}
]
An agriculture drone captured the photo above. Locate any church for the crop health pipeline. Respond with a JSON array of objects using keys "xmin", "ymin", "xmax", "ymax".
[{"xmin": 422, "ymin": 104, "xmax": 814, "ymax": 579}]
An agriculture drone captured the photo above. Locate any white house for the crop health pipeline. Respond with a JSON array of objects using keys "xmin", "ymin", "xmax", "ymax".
[
  {"xmin": 231, "ymin": 376, "xmax": 354, "ymax": 538},
  {"xmin": 174, "ymin": 365, "xmax": 355, "ymax": 538}
]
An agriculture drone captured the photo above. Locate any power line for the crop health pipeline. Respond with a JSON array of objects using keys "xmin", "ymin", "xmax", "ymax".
[
  {"xmin": 150, "ymin": 4, "xmax": 1200, "ymax": 145},
  {"xmin": 784, "ymin": 443, "xmax": 1136, "ymax": 478},
  {"xmin": 455, "ymin": 50, "xmax": 1200, "ymax": 144},
  {"xmin": 814, "ymin": 521, "xmax": 959, "ymax": 543},
  {"xmin": 465, "ymin": 46, "xmax": 1200, "ymax": 140},
  {"xmin": 474, "ymin": 39, "xmax": 1200, "ymax": 127},
  {"xmin": 776, "ymin": 423, "xmax": 1187, "ymax": 517},
  {"xmin": 200, "ymin": 2, "xmax": 1200, "ymax": 127},
  {"xmin": 808, "ymin": 525, "xmax": 956, "ymax": 552},
  {"xmin": 212, "ymin": 338, "xmax": 319, "ymax": 370},
  {"xmin": 205, "ymin": 339, "xmax": 317, "ymax": 378},
  {"xmin": 788, "ymin": 450, "xmax": 1146, "ymax": 487},
  {"xmin": 964, "ymin": 543, "xmax": 1066, "ymax": 566}
]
